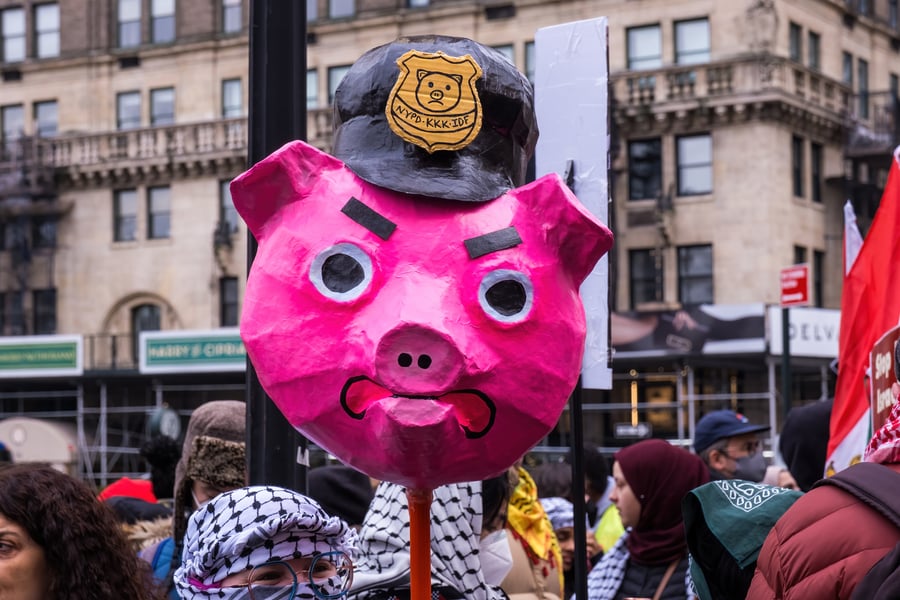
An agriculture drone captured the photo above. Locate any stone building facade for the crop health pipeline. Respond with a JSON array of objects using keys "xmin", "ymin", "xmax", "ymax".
[{"xmin": 0, "ymin": 0, "xmax": 895, "ymax": 481}]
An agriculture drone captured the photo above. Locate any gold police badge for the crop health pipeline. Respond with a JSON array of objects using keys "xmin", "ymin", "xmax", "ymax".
[{"xmin": 385, "ymin": 50, "xmax": 483, "ymax": 153}]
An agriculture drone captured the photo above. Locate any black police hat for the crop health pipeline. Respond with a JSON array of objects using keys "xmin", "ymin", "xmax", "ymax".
[{"xmin": 332, "ymin": 35, "xmax": 538, "ymax": 202}]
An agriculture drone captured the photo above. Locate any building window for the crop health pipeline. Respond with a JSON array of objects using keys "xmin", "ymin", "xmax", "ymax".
[
  {"xmin": 114, "ymin": 189, "xmax": 138, "ymax": 242},
  {"xmin": 306, "ymin": 70, "xmax": 318, "ymax": 109},
  {"xmin": 858, "ymin": 58, "xmax": 869, "ymax": 119},
  {"xmin": 150, "ymin": 87, "xmax": 174, "ymax": 126},
  {"xmin": 794, "ymin": 245, "xmax": 807, "ymax": 265},
  {"xmin": 117, "ymin": 91, "xmax": 141, "ymax": 130},
  {"xmin": 813, "ymin": 249, "xmax": 824, "ymax": 307},
  {"xmin": 842, "ymin": 51, "xmax": 853, "ymax": 87},
  {"xmin": 131, "ymin": 303, "xmax": 161, "ymax": 361},
  {"xmin": 811, "ymin": 142, "xmax": 822, "ymax": 203},
  {"xmin": 626, "ymin": 24, "xmax": 662, "ymax": 70},
  {"xmin": 891, "ymin": 0, "xmax": 898, "ymax": 29},
  {"xmin": 220, "ymin": 276, "xmax": 239, "ymax": 326},
  {"xmin": 148, "ymin": 186, "xmax": 170, "ymax": 239},
  {"xmin": 223, "ymin": 0, "xmax": 241, "ymax": 33},
  {"xmin": 491, "ymin": 44, "xmax": 515, "ymax": 65},
  {"xmin": 891, "ymin": 73, "xmax": 898, "ymax": 101},
  {"xmin": 221, "ymin": 78, "xmax": 242, "ymax": 117},
  {"xmin": 678, "ymin": 244, "xmax": 713, "ymax": 305},
  {"xmin": 674, "ymin": 18, "xmax": 709, "ymax": 65},
  {"xmin": 1, "ymin": 213, "xmax": 26, "ymax": 251},
  {"xmin": 34, "ymin": 3, "xmax": 59, "ymax": 58},
  {"xmin": 328, "ymin": 0, "xmax": 354, "ymax": 19},
  {"xmin": 33, "ymin": 100, "xmax": 57, "ymax": 137},
  {"xmin": 33, "ymin": 288, "xmax": 56, "ymax": 334},
  {"xmin": 1, "ymin": 7, "xmax": 25, "ymax": 62},
  {"xmin": 676, "ymin": 134, "xmax": 712, "ymax": 195},
  {"xmin": 307, "ymin": 0, "xmax": 318, "ymax": 21},
  {"xmin": 328, "ymin": 65, "xmax": 351, "ymax": 104},
  {"xmin": 408, "ymin": 0, "xmax": 428, "ymax": 7},
  {"xmin": 789, "ymin": 22, "xmax": 802, "ymax": 62},
  {"xmin": 628, "ymin": 138, "xmax": 662, "ymax": 200},
  {"xmin": 807, "ymin": 31, "xmax": 820, "ymax": 71},
  {"xmin": 791, "ymin": 135, "xmax": 804, "ymax": 197},
  {"xmin": 859, "ymin": 0, "xmax": 871, "ymax": 16},
  {"xmin": 118, "ymin": 0, "xmax": 141, "ymax": 48},
  {"xmin": 31, "ymin": 216, "xmax": 56, "ymax": 248},
  {"xmin": 6, "ymin": 292, "xmax": 24, "ymax": 335},
  {"xmin": 220, "ymin": 179, "xmax": 239, "ymax": 233},
  {"xmin": 1, "ymin": 104, "xmax": 24, "ymax": 155},
  {"xmin": 151, "ymin": 0, "xmax": 175, "ymax": 43},
  {"xmin": 524, "ymin": 41, "xmax": 535, "ymax": 83},
  {"xmin": 629, "ymin": 249, "xmax": 661, "ymax": 308}
]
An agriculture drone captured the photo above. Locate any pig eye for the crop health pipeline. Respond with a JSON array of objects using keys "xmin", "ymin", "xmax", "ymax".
[
  {"xmin": 310, "ymin": 243, "xmax": 373, "ymax": 301},
  {"xmin": 478, "ymin": 269, "xmax": 533, "ymax": 323}
]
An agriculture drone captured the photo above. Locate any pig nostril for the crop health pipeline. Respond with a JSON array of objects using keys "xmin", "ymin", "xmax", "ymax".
[
  {"xmin": 398, "ymin": 353, "xmax": 413, "ymax": 367},
  {"xmin": 417, "ymin": 355, "xmax": 432, "ymax": 369}
]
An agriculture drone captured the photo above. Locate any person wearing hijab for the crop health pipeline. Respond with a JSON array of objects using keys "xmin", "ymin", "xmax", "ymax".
[
  {"xmin": 586, "ymin": 439, "xmax": 710, "ymax": 600},
  {"xmin": 778, "ymin": 399, "xmax": 832, "ymax": 491},
  {"xmin": 348, "ymin": 474, "xmax": 512, "ymax": 600},
  {"xmin": 175, "ymin": 485, "xmax": 358, "ymax": 600}
]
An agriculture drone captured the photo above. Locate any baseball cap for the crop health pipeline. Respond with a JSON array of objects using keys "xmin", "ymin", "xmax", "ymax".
[{"xmin": 694, "ymin": 410, "xmax": 770, "ymax": 453}]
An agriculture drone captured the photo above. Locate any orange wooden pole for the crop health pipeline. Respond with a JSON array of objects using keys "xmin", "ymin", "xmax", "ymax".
[{"xmin": 407, "ymin": 487, "xmax": 433, "ymax": 600}]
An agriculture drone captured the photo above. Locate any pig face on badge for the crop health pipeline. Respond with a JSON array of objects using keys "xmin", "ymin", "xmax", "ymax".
[{"xmin": 231, "ymin": 141, "xmax": 613, "ymax": 489}]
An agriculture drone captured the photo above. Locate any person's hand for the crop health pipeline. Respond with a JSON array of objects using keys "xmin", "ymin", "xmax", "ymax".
[{"xmin": 671, "ymin": 310, "xmax": 700, "ymax": 331}]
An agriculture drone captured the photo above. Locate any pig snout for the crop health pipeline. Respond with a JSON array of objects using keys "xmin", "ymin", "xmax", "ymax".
[{"xmin": 374, "ymin": 325, "xmax": 464, "ymax": 394}]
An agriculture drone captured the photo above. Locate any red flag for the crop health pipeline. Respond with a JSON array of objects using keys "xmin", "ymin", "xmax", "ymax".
[{"xmin": 827, "ymin": 148, "xmax": 900, "ymax": 473}]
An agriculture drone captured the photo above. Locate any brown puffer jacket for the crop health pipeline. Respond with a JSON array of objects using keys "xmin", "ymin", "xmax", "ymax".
[{"xmin": 746, "ymin": 483, "xmax": 900, "ymax": 599}]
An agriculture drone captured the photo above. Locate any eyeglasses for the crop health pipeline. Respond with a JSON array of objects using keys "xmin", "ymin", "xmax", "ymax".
[{"xmin": 233, "ymin": 551, "xmax": 354, "ymax": 600}]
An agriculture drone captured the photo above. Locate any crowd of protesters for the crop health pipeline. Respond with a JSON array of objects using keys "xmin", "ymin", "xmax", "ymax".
[{"xmin": 2, "ymin": 395, "xmax": 899, "ymax": 600}]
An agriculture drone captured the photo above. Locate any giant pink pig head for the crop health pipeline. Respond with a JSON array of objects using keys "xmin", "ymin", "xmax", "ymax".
[{"xmin": 232, "ymin": 36, "xmax": 613, "ymax": 489}]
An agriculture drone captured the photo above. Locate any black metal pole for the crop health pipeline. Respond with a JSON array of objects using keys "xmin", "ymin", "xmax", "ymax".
[
  {"xmin": 781, "ymin": 306, "xmax": 792, "ymax": 420},
  {"xmin": 569, "ymin": 378, "xmax": 589, "ymax": 600},
  {"xmin": 246, "ymin": 0, "xmax": 308, "ymax": 491}
]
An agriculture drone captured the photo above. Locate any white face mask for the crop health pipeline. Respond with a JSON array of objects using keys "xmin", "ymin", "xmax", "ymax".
[{"xmin": 479, "ymin": 529, "xmax": 513, "ymax": 586}]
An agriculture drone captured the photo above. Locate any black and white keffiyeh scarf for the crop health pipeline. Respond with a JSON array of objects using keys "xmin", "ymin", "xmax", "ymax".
[
  {"xmin": 175, "ymin": 485, "xmax": 359, "ymax": 600},
  {"xmin": 349, "ymin": 481, "xmax": 508, "ymax": 600}
]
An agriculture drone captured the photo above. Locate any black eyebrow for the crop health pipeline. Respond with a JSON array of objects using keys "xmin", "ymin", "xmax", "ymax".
[
  {"xmin": 341, "ymin": 197, "xmax": 397, "ymax": 240},
  {"xmin": 464, "ymin": 226, "xmax": 522, "ymax": 259}
]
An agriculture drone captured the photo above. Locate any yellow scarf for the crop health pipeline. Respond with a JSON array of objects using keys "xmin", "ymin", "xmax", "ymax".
[{"xmin": 506, "ymin": 467, "xmax": 564, "ymax": 593}]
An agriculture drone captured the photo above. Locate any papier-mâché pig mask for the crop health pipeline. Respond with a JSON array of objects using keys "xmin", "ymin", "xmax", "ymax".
[{"xmin": 232, "ymin": 36, "xmax": 613, "ymax": 489}]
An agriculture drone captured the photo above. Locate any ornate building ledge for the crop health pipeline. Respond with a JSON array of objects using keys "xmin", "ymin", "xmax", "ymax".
[
  {"xmin": 611, "ymin": 54, "xmax": 851, "ymax": 143},
  {"xmin": 0, "ymin": 109, "xmax": 336, "ymax": 192}
]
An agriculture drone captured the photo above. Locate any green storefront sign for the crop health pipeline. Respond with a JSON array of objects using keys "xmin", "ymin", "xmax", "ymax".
[
  {"xmin": 140, "ymin": 330, "xmax": 246, "ymax": 373},
  {"xmin": 0, "ymin": 336, "xmax": 82, "ymax": 377}
]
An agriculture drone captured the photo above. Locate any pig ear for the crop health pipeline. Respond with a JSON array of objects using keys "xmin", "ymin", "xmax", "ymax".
[
  {"xmin": 230, "ymin": 140, "xmax": 344, "ymax": 239},
  {"xmin": 515, "ymin": 174, "xmax": 614, "ymax": 285}
]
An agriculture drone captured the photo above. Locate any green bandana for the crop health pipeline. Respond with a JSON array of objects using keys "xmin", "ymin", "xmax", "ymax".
[{"xmin": 683, "ymin": 480, "xmax": 802, "ymax": 600}]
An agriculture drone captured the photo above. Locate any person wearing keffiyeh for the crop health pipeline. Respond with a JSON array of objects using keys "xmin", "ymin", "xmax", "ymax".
[
  {"xmin": 585, "ymin": 439, "xmax": 709, "ymax": 600},
  {"xmin": 348, "ymin": 478, "xmax": 511, "ymax": 600},
  {"xmin": 174, "ymin": 485, "xmax": 358, "ymax": 600}
]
